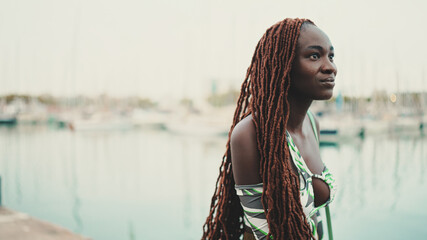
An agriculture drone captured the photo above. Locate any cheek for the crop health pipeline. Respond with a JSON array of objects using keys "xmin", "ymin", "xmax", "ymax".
[
  {"xmin": 292, "ymin": 68, "xmax": 316, "ymax": 89},
  {"xmin": 292, "ymin": 59, "xmax": 317, "ymax": 80},
  {"xmin": 299, "ymin": 62, "xmax": 317, "ymax": 79}
]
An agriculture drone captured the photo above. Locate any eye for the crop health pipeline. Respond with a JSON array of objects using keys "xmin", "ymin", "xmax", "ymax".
[
  {"xmin": 329, "ymin": 54, "xmax": 335, "ymax": 62},
  {"xmin": 309, "ymin": 53, "xmax": 320, "ymax": 60}
]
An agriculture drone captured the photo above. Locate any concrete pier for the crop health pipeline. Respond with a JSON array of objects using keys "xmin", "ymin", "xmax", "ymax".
[{"xmin": 0, "ymin": 207, "xmax": 90, "ymax": 240}]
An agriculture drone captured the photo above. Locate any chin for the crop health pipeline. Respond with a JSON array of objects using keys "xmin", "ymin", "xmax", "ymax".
[{"xmin": 315, "ymin": 91, "xmax": 334, "ymax": 100}]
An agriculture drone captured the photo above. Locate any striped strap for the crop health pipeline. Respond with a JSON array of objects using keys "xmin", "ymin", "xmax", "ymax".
[
  {"xmin": 325, "ymin": 205, "xmax": 333, "ymax": 240},
  {"xmin": 307, "ymin": 110, "xmax": 319, "ymax": 143},
  {"xmin": 307, "ymin": 110, "xmax": 334, "ymax": 240}
]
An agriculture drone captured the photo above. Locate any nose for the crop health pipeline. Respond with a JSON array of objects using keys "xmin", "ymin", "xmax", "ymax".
[{"xmin": 321, "ymin": 59, "xmax": 337, "ymax": 76}]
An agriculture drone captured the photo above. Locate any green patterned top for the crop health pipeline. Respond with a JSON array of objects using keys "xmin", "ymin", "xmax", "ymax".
[{"xmin": 235, "ymin": 111, "xmax": 337, "ymax": 239}]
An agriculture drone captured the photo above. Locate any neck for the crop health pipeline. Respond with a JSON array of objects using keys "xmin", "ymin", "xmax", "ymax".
[{"xmin": 286, "ymin": 92, "xmax": 313, "ymax": 133}]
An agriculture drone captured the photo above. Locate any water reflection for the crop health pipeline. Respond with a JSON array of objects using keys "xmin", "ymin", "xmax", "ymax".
[
  {"xmin": 128, "ymin": 221, "xmax": 135, "ymax": 240},
  {"xmin": 182, "ymin": 139, "xmax": 191, "ymax": 230},
  {"xmin": 420, "ymin": 137, "xmax": 425, "ymax": 184},
  {"xmin": 371, "ymin": 139, "xmax": 377, "ymax": 190},
  {"xmin": 70, "ymin": 134, "xmax": 83, "ymax": 233},
  {"xmin": 0, "ymin": 126, "xmax": 426, "ymax": 239},
  {"xmin": 390, "ymin": 139, "xmax": 400, "ymax": 212}
]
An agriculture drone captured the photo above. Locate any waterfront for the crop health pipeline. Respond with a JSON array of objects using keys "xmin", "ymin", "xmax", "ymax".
[{"xmin": 1, "ymin": 125, "xmax": 427, "ymax": 239}]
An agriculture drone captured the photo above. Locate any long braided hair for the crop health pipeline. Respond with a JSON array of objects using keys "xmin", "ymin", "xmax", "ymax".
[{"xmin": 202, "ymin": 18, "xmax": 315, "ymax": 239}]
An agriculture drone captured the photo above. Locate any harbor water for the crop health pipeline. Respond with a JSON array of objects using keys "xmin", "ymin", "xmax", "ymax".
[{"xmin": 0, "ymin": 125, "xmax": 427, "ymax": 239}]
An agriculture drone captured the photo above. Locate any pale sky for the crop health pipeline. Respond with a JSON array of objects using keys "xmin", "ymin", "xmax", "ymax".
[{"xmin": 0, "ymin": 0, "xmax": 426, "ymax": 101}]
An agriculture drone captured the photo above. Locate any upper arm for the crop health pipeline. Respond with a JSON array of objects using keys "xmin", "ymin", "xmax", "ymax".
[{"xmin": 230, "ymin": 115, "xmax": 262, "ymax": 185}]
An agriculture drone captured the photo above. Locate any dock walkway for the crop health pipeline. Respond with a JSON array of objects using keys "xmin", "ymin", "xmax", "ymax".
[{"xmin": 0, "ymin": 207, "xmax": 90, "ymax": 240}]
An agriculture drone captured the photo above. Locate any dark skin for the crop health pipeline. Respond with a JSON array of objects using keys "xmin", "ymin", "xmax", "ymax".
[{"xmin": 231, "ymin": 24, "xmax": 337, "ymax": 208}]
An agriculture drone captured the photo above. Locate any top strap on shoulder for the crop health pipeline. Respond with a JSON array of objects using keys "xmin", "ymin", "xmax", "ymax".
[{"xmin": 307, "ymin": 110, "xmax": 319, "ymax": 143}]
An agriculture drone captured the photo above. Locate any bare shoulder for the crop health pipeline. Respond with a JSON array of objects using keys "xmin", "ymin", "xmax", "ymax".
[
  {"xmin": 230, "ymin": 114, "xmax": 261, "ymax": 185},
  {"xmin": 230, "ymin": 114, "xmax": 257, "ymax": 149}
]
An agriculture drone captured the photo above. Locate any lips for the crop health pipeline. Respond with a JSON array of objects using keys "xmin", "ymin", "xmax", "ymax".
[
  {"xmin": 319, "ymin": 77, "xmax": 335, "ymax": 88},
  {"xmin": 319, "ymin": 77, "xmax": 335, "ymax": 83}
]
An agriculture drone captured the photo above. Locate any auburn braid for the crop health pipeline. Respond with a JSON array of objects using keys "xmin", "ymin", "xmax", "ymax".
[{"xmin": 202, "ymin": 18, "xmax": 314, "ymax": 240}]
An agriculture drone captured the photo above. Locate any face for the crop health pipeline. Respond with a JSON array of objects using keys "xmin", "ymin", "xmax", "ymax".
[{"xmin": 289, "ymin": 23, "xmax": 337, "ymax": 100}]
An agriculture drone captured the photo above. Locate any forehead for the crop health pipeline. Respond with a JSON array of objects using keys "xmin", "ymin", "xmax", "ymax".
[{"xmin": 297, "ymin": 24, "xmax": 332, "ymax": 50}]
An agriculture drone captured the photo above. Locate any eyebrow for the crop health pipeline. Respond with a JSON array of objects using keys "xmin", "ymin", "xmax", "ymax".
[{"xmin": 307, "ymin": 45, "xmax": 334, "ymax": 51}]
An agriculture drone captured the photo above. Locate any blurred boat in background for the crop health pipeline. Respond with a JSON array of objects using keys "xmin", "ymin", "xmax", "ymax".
[
  {"xmin": 0, "ymin": 98, "xmax": 18, "ymax": 125},
  {"xmin": 391, "ymin": 115, "xmax": 423, "ymax": 133},
  {"xmin": 317, "ymin": 113, "xmax": 364, "ymax": 143},
  {"xmin": 164, "ymin": 105, "xmax": 234, "ymax": 136},
  {"xmin": 130, "ymin": 109, "xmax": 167, "ymax": 130},
  {"xmin": 69, "ymin": 117, "xmax": 133, "ymax": 131},
  {"xmin": 67, "ymin": 111, "xmax": 133, "ymax": 131},
  {"xmin": 0, "ymin": 113, "xmax": 17, "ymax": 125}
]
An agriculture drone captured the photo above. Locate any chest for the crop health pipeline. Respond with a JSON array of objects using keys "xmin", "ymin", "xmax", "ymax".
[
  {"xmin": 287, "ymin": 130, "xmax": 333, "ymax": 208},
  {"xmin": 290, "ymin": 133, "xmax": 324, "ymax": 175}
]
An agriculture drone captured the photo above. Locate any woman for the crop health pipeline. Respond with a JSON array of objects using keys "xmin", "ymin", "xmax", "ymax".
[{"xmin": 202, "ymin": 18, "xmax": 337, "ymax": 240}]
